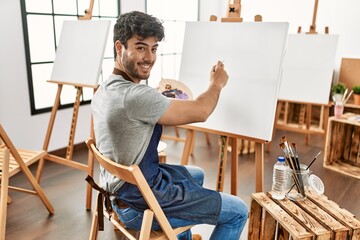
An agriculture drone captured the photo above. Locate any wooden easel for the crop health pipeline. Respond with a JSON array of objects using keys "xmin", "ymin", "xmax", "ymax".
[
  {"xmin": 301, "ymin": 0, "xmax": 329, "ymax": 35},
  {"xmin": 269, "ymin": 0, "xmax": 331, "ymax": 151},
  {"xmin": 36, "ymin": 0, "xmax": 97, "ymax": 210},
  {"xmin": 35, "ymin": 81, "xmax": 97, "ymax": 210},
  {"xmin": 221, "ymin": 0, "xmax": 243, "ymax": 22},
  {"xmin": 271, "ymin": 101, "xmax": 331, "ymax": 145},
  {"xmin": 181, "ymin": 0, "xmax": 266, "ymax": 194},
  {"xmin": 78, "ymin": 0, "xmax": 94, "ymax": 20},
  {"xmin": 181, "ymin": 126, "xmax": 266, "ymax": 194}
]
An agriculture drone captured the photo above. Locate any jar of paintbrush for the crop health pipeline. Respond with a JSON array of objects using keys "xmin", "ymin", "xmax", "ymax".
[
  {"xmin": 286, "ymin": 164, "xmax": 310, "ymax": 201},
  {"xmin": 279, "ymin": 136, "xmax": 325, "ymax": 201}
]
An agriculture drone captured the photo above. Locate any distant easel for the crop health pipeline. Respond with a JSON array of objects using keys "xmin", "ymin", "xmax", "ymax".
[
  {"xmin": 268, "ymin": 0, "xmax": 331, "ymax": 151},
  {"xmin": 78, "ymin": 0, "xmax": 94, "ymax": 20},
  {"xmin": 36, "ymin": 0, "xmax": 98, "ymax": 210},
  {"xmin": 181, "ymin": 0, "xmax": 266, "ymax": 194}
]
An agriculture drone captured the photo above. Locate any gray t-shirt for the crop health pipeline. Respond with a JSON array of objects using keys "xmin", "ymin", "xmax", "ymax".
[{"xmin": 91, "ymin": 75, "xmax": 170, "ymax": 193}]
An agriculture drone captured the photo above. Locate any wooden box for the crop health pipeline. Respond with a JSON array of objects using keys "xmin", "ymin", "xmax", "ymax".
[
  {"xmin": 248, "ymin": 191, "xmax": 360, "ymax": 240},
  {"xmin": 324, "ymin": 114, "xmax": 360, "ymax": 179}
]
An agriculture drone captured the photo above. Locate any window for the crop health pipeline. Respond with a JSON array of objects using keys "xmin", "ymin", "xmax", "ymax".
[
  {"xmin": 21, "ymin": 0, "xmax": 199, "ymax": 114},
  {"xmin": 21, "ymin": 0, "xmax": 119, "ymax": 114},
  {"xmin": 146, "ymin": 0, "xmax": 199, "ymax": 88}
]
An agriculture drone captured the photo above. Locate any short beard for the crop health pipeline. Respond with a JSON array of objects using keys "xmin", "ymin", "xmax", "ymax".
[{"xmin": 122, "ymin": 51, "xmax": 151, "ymax": 81}]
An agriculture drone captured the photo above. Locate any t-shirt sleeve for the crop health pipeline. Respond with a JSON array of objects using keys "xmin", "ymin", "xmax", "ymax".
[{"xmin": 125, "ymin": 84, "xmax": 170, "ymax": 124}]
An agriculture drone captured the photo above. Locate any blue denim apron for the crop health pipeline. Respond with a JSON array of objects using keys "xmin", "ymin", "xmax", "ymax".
[{"xmin": 115, "ymin": 124, "xmax": 221, "ymax": 224}]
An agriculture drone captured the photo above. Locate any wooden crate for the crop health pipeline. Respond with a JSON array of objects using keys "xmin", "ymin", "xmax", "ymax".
[
  {"xmin": 248, "ymin": 191, "xmax": 360, "ymax": 240},
  {"xmin": 324, "ymin": 114, "xmax": 360, "ymax": 179}
]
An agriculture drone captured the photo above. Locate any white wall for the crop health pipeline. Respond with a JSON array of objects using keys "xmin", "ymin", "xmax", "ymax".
[{"xmin": 1, "ymin": 0, "xmax": 359, "ymax": 150}]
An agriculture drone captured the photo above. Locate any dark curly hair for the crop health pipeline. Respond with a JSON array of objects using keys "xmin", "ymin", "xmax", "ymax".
[{"xmin": 113, "ymin": 11, "xmax": 165, "ymax": 59}]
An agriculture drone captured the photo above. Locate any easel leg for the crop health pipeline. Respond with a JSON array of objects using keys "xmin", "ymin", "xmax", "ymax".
[
  {"xmin": 216, "ymin": 136, "xmax": 229, "ymax": 192},
  {"xmin": 323, "ymin": 105, "xmax": 330, "ymax": 137},
  {"xmin": 65, "ymin": 87, "xmax": 82, "ymax": 160},
  {"xmin": 205, "ymin": 133, "xmax": 211, "ymax": 146},
  {"xmin": 319, "ymin": 105, "xmax": 324, "ymax": 131},
  {"xmin": 305, "ymin": 104, "xmax": 312, "ymax": 145},
  {"xmin": 181, "ymin": 129, "xmax": 195, "ymax": 165},
  {"xmin": 36, "ymin": 84, "xmax": 63, "ymax": 182},
  {"xmin": 189, "ymin": 132, "xmax": 195, "ymax": 156},
  {"xmin": 255, "ymin": 142, "xmax": 264, "ymax": 192},
  {"xmin": 266, "ymin": 101, "xmax": 283, "ymax": 153},
  {"xmin": 230, "ymin": 137, "xmax": 238, "ymax": 195},
  {"xmin": 242, "ymin": 140, "xmax": 249, "ymax": 154},
  {"xmin": 249, "ymin": 141, "xmax": 255, "ymax": 154}
]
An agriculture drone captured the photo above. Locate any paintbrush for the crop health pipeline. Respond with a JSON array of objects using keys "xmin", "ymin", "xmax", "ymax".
[
  {"xmin": 342, "ymin": 88, "xmax": 348, "ymax": 103},
  {"xmin": 281, "ymin": 137, "xmax": 299, "ymax": 171},
  {"xmin": 343, "ymin": 90, "xmax": 353, "ymax": 105},
  {"xmin": 306, "ymin": 151, "xmax": 322, "ymax": 170},
  {"xmin": 279, "ymin": 141, "xmax": 302, "ymax": 193},
  {"xmin": 289, "ymin": 142, "xmax": 305, "ymax": 196},
  {"xmin": 280, "ymin": 137, "xmax": 305, "ymax": 196},
  {"xmin": 292, "ymin": 143, "xmax": 301, "ymax": 171}
]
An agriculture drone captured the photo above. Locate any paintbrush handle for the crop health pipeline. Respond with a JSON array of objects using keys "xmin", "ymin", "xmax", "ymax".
[
  {"xmin": 306, "ymin": 151, "xmax": 322, "ymax": 170},
  {"xmin": 343, "ymin": 90, "xmax": 353, "ymax": 104}
]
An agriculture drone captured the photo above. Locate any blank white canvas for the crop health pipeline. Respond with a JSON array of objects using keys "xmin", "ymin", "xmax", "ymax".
[
  {"xmin": 179, "ymin": 22, "xmax": 289, "ymax": 141},
  {"xmin": 51, "ymin": 20, "xmax": 111, "ymax": 87},
  {"xmin": 279, "ymin": 34, "xmax": 338, "ymax": 104}
]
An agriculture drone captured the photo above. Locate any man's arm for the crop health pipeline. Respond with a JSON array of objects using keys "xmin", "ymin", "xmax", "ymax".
[{"xmin": 158, "ymin": 61, "xmax": 228, "ymax": 126}]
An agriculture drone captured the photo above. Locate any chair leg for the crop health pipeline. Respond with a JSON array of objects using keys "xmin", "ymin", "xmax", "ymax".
[
  {"xmin": 139, "ymin": 210, "xmax": 154, "ymax": 240},
  {"xmin": 89, "ymin": 193, "xmax": 100, "ymax": 240},
  {"xmin": 0, "ymin": 149, "xmax": 10, "ymax": 240},
  {"xmin": 86, "ymin": 151, "xmax": 94, "ymax": 210},
  {"xmin": 35, "ymin": 156, "xmax": 45, "ymax": 182},
  {"xmin": 174, "ymin": 127, "xmax": 180, "ymax": 138},
  {"xmin": 7, "ymin": 195, "xmax": 12, "ymax": 204},
  {"xmin": 20, "ymin": 160, "xmax": 54, "ymax": 214}
]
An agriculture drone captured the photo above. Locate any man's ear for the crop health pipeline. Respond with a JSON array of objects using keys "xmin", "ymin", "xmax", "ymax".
[{"xmin": 115, "ymin": 40, "xmax": 122, "ymax": 55}]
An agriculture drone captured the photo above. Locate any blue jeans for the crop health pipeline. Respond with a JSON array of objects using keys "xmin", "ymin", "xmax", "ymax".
[{"xmin": 112, "ymin": 165, "xmax": 248, "ymax": 240}]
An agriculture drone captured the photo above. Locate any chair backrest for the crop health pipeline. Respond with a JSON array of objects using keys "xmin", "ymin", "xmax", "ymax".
[
  {"xmin": 85, "ymin": 138, "xmax": 179, "ymax": 239},
  {"xmin": 86, "ymin": 138, "xmax": 139, "ymax": 185},
  {"xmin": 0, "ymin": 124, "xmax": 23, "ymax": 164}
]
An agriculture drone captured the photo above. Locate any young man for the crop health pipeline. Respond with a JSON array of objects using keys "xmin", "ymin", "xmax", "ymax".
[{"xmin": 91, "ymin": 11, "xmax": 248, "ymax": 240}]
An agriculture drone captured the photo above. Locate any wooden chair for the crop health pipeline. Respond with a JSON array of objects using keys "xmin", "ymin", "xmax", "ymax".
[
  {"xmin": 86, "ymin": 138, "xmax": 193, "ymax": 240},
  {"xmin": 0, "ymin": 124, "xmax": 54, "ymax": 240}
]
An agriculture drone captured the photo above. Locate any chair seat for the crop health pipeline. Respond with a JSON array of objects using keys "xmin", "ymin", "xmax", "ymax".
[{"xmin": 0, "ymin": 147, "xmax": 46, "ymax": 178}]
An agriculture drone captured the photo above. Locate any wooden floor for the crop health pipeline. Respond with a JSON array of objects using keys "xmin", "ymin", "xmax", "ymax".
[{"xmin": 4, "ymin": 127, "xmax": 360, "ymax": 240}]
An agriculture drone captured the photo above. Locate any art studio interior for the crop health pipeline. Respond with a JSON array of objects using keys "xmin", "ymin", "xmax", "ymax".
[{"xmin": 1, "ymin": 0, "xmax": 360, "ymax": 239}]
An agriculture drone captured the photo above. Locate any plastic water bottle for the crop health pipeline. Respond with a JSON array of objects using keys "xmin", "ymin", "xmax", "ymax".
[{"xmin": 271, "ymin": 156, "xmax": 288, "ymax": 200}]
